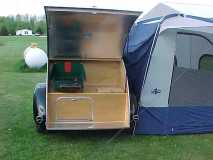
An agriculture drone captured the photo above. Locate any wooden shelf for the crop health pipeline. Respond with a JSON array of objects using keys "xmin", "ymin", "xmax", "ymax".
[{"xmin": 48, "ymin": 58, "xmax": 122, "ymax": 61}]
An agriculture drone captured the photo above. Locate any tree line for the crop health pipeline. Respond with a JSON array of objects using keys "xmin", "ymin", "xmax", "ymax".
[{"xmin": 0, "ymin": 14, "xmax": 46, "ymax": 36}]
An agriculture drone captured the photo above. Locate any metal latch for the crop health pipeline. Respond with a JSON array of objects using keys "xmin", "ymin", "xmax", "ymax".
[{"xmin": 133, "ymin": 115, "xmax": 139, "ymax": 121}]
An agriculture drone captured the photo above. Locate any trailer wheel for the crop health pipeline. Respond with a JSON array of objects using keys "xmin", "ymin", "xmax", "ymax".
[{"xmin": 33, "ymin": 98, "xmax": 46, "ymax": 133}]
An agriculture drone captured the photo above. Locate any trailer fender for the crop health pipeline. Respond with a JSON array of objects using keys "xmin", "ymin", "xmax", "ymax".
[{"xmin": 33, "ymin": 83, "xmax": 46, "ymax": 123}]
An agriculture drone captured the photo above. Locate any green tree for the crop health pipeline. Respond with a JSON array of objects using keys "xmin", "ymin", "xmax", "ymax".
[
  {"xmin": 0, "ymin": 15, "xmax": 46, "ymax": 36},
  {"xmin": 30, "ymin": 16, "xmax": 36, "ymax": 32},
  {"xmin": 0, "ymin": 26, "xmax": 9, "ymax": 36},
  {"xmin": 35, "ymin": 26, "xmax": 43, "ymax": 34},
  {"xmin": 7, "ymin": 16, "xmax": 16, "ymax": 35}
]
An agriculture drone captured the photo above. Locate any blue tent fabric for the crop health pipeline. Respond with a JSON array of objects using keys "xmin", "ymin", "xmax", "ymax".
[
  {"xmin": 123, "ymin": 14, "xmax": 180, "ymax": 100},
  {"xmin": 123, "ymin": 13, "xmax": 213, "ymax": 135},
  {"xmin": 135, "ymin": 106, "xmax": 213, "ymax": 135},
  {"xmin": 186, "ymin": 15, "xmax": 213, "ymax": 23},
  {"xmin": 125, "ymin": 22, "xmax": 159, "ymax": 54},
  {"xmin": 123, "ymin": 22, "xmax": 159, "ymax": 100}
]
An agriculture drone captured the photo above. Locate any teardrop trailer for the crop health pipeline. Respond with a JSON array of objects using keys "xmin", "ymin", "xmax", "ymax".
[{"xmin": 33, "ymin": 5, "xmax": 141, "ymax": 132}]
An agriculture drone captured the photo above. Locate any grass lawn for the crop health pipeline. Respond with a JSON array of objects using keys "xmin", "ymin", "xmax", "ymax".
[{"xmin": 1, "ymin": 36, "xmax": 213, "ymax": 160}]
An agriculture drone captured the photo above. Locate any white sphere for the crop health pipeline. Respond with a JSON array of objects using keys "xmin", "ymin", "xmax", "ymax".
[
  {"xmin": 23, "ymin": 46, "xmax": 30, "ymax": 58},
  {"xmin": 24, "ymin": 47, "xmax": 47, "ymax": 69}
]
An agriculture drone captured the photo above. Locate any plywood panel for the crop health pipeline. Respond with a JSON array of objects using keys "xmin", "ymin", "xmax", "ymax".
[
  {"xmin": 47, "ymin": 93, "xmax": 129, "ymax": 124},
  {"xmin": 48, "ymin": 60, "xmax": 127, "ymax": 93},
  {"xmin": 56, "ymin": 97, "xmax": 93, "ymax": 121},
  {"xmin": 83, "ymin": 61, "xmax": 123, "ymax": 87},
  {"xmin": 47, "ymin": 60, "xmax": 130, "ymax": 129}
]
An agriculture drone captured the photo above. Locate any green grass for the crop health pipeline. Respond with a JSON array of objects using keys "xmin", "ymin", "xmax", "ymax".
[
  {"xmin": 1, "ymin": 36, "xmax": 213, "ymax": 160},
  {"xmin": 15, "ymin": 59, "xmax": 47, "ymax": 73}
]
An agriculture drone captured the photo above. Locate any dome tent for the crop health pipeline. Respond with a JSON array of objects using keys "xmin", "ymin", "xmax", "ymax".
[{"xmin": 124, "ymin": 3, "xmax": 213, "ymax": 135}]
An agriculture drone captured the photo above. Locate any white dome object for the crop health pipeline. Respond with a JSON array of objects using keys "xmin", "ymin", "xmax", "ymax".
[
  {"xmin": 23, "ymin": 46, "xmax": 31, "ymax": 58},
  {"xmin": 24, "ymin": 46, "xmax": 47, "ymax": 69}
]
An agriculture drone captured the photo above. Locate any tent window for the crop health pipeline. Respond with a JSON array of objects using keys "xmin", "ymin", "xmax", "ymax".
[
  {"xmin": 199, "ymin": 55, "xmax": 213, "ymax": 71},
  {"xmin": 169, "ymin": 33, "xmax": 213, "ymax": 107}
]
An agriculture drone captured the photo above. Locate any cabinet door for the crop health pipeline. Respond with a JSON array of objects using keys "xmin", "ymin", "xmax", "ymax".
[{"xmin": 55, "ymin": 96, "xmax": 94, "ymax": 122}]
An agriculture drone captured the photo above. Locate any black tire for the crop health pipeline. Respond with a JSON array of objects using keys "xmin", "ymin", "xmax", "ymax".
[{"xmin": 33, "ymin": 98, "xmax": 46, "ymax": 133}]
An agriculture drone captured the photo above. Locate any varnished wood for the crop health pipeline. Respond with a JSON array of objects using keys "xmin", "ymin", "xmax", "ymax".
[
  {"xmin": 48, "ymin": 60, "xmax": 127, "ymax": 93},
  {"xmin": 47, "ymin": 93, "xmax": 129, "ymax": 129}
]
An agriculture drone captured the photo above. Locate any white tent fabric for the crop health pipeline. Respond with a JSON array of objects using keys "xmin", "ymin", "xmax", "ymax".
[
  {"xmin": 139, "ymin": 3, "xmax": 179, "ymax": 22},
  {"xmin": 160, "ymin": 16, "xmax": 213, "ymax": 33},
  {"xmin": 139, "ymin": 4, "xmax": 213, "ymax": 107},
  {"xmin": 140, "ymin": 30, "xmax": 176, "ymax": 107}
]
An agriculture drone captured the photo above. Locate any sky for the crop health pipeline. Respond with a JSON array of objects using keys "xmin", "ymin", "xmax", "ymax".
[{"xmin": 0, "ymin": 0, "xmax": 213, "ymax": 18}]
